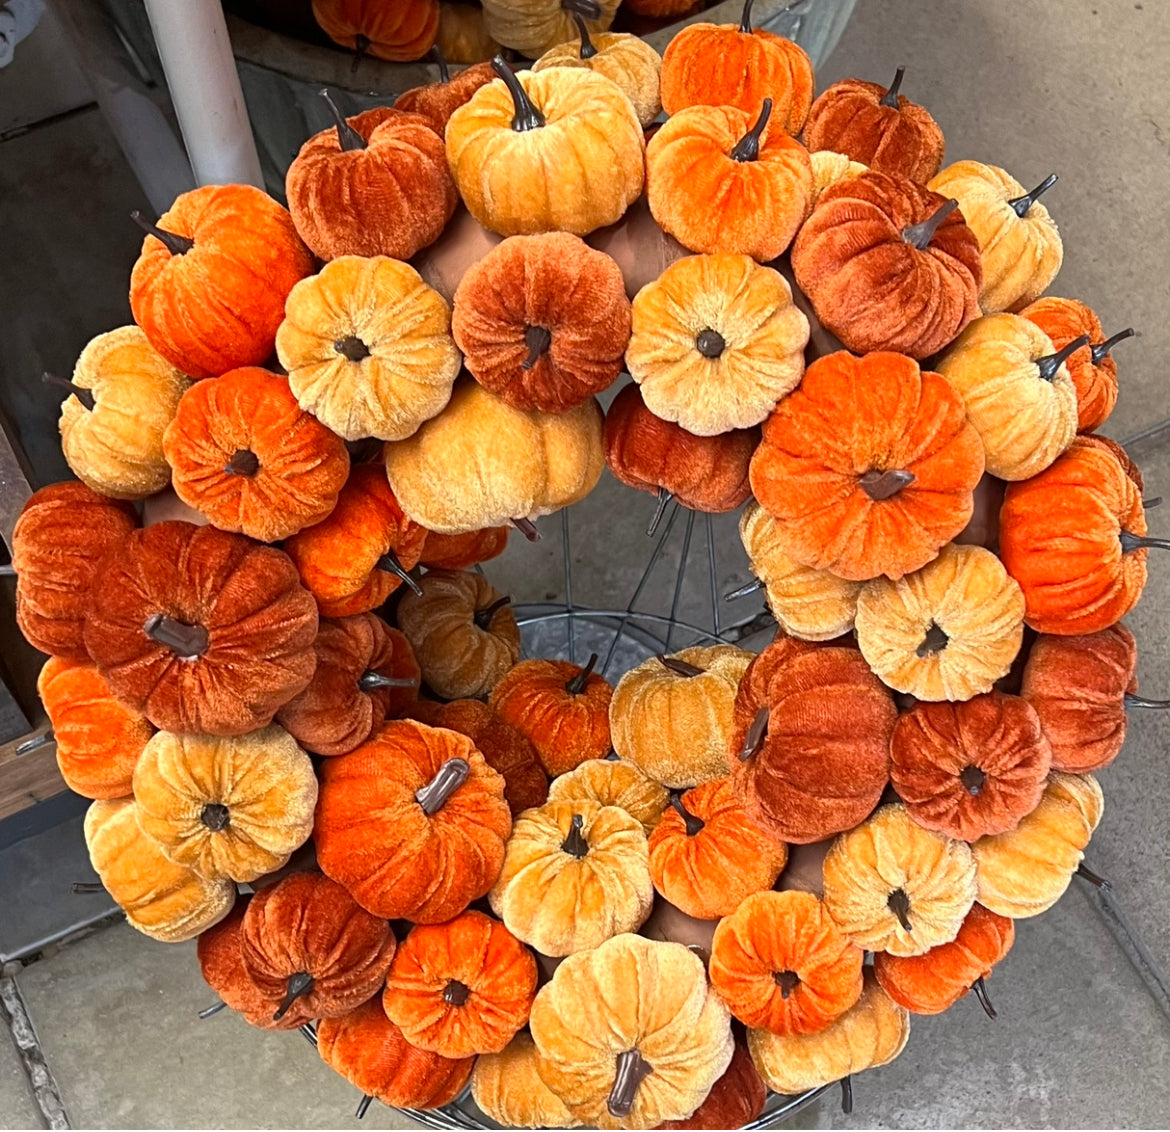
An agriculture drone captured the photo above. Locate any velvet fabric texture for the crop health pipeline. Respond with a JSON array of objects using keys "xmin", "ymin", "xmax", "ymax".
[
  {"xmin": 998, "ymin": 438, "xmax": 1149, "ymax": 635},
  {"xmin": 446, "ymin": 66, "xmax": 644, "ymax": 237},
  {"xmin": 749, "ymin": 350, "xmax": 985, "ymax": 581},
  {"xmin": 382, "ymin": 910, "xmax": 537, "ymax": 1058},
  {"xmin": 545, "ymin": 758, "xmax": 669, "ymax": 836},
  {"xmin": 855, "ymin": 544, "xmax": 1026, "ymax": 702},
  {"xmin": 471, "ymin": 1032, "xmax": 580, "ymax": 1129},
  {"xmin": 84, "ymin": 797, "xmax": 235, "ymax": 943},
  {"xmin": 58, "ymin": 326, "xmax": 190, "ymax": 500},
  {"xmin": 809, "ymin": 149, "xmax": 868, "ymax": 201},
  {"xmin": 890, "ymin": 693, "xmax": 1052, "ymax": 842},
  {"xmin": 311, "ymin": 0, "xmax": 439, "ymax": 61},
  {"xmin": 1079, "ymin": 433, "xmax": 1144, "ymax": 492},
  {"xmin": 83, "ymin": 522, "xmax": 318, "ymax": 735},
  {"xmin": 710, "ymin": 890, "xmax": 863, "ymax": 1034},
  {"xmin": 480, "ymin": 0, "xmax": 619, "ymax": 59},
  {"xmin": 489, "ymin": 657, "xmax": 614, "ymax": 776},
  {"xmin": 393, "ymin": 61, "xmax": 496, "ymax": 134},
  {"xmin": 283, "ymin": 464, "xmax": 427, "ymax": 618},
  {"xmin": 451, "ymin": 233, "xmax": 632, "ymax": 413},
  {"xmin": 657, "ymin": 1038, "xmax": 766, "ymax": 1131},
  {"xmin": 436, "ymin": 5, "xmax": 499, "ymax": 64},
  {"xmin": 418, "ymin": 526, "xmax": 509, "ymax": 571},
  {"xmin": 286, "ymin": 107, "xmax": 456, "ymax": 263},
  {"xmin": 729, "ymin": 633, "xmax": 894, "ymax": 844},
  {"xmin": 610, "ymin": 645, "xmax": 753, "ymax": 788},
  {"xmin": 314, "ymin": 720, "xmax": 511, "ymax": 923},
  {"xmin": 791, "ymin": 171, "xmax": 982, "ymax": 360},
  {"xmin": 529, "ymin": 934, "xmax": 734, "ymax": 1129},
  {"xmin": 129, "ymin": 184, "xmax": 314, "ymax": 381},
  {"xmin": 276, "ymin": 255, "xmax": 460, "ymax": 442},
  {"xmin": 196, "ymin": 896, "xmax": 282, "ymax": 1028},
  {"xmin": 648, "ymin": 779, "xmax": 788, "ymax": 921},
  {"xmin": 276, "ymin": 614, "xmax": 419, "ymax": 757},
  {"xmin": 646, "ymin": 102, "xmax": 814, "ymax": 260},
  {"xmin": 162, "ymin": 367, "xmax": 349, "ymax": 541},
  {"xmin": 13, "ymin": 482, "xmax": 137, "ymax": 660}
]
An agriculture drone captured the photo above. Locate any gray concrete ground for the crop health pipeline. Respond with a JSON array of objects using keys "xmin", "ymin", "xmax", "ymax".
[{"xmin": 1, "ymin": 0, "xmax": 1168, "ymax": 1128}]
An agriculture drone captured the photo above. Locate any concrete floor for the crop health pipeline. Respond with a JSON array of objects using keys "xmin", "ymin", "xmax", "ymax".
[{"xmin": 0, "ymin": 0, "xmax": 1167, "ymax": 1128}]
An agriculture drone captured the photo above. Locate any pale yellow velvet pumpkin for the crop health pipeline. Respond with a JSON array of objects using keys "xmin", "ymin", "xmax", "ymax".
[
  {"xmin": 545, "ymin": 758, "xmax": 670, "ymax": 836},
  {"xmin": 482, "ymin": 0, "xmax": 619, "ymax": 57},
  {"xmin": 809, "ymin": 150, "xmax": 868, "ymax": 204},
  {"xmin": 472, "ymin": 1032, "xmax": 581, "ymax": 1129}
]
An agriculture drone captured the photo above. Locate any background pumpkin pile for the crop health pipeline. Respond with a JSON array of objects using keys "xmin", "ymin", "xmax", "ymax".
[{"xmin": 12, "ymin": 1, "xmax": 1164, "ymax": 1126}]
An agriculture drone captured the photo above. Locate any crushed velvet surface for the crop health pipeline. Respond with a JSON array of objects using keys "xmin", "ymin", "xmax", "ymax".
[
  {"xmin": 533, "ymin": 31, "xmax": 662, "ymax": 128},
  {"xmin": 809, "ymin": 149, "xmax": 868, "ymax": 203},
  {"xmin": 311, "ymin": 0, "xmax": 439, "ymax": 61},
  {"xmin": 481, "ymin": 0, "xmax": 619, "ymax": 58},
  {"xmin": 436, "ymin": 4, "xmax": 499, "ymax": 65},
  {"xmin": 546, "ymin": 758, "xmax": 669, "ymax": 836},
  {"xmin": 196, "ymin": 896, "xmax": 282, "ymax": 1028},
  {"xmin": 656, "ymin": 1037, "xmax": 766, "ymax": 1130},
  {"xmin": 419, "ymin": 526, "xmax": 510, "ymax": 571},
  {"xmin": 472, "ymin": 1031, "xmax": 580, "ymax": 1129},
  {"xmin": 393, "ymin": 61, "xmax": 496, "ymax": 134}
]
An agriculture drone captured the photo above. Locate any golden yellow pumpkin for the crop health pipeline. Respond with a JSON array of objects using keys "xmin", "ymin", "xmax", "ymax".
[
  {"xmin": 809, "ymin": 149, "xmax": 868, "ymax": 204},
  {"xmin": 437, "ymin": 2, "xmax": 499, "ymax": 63},
  {"xmin": 545, "ymin": 758, "xmax": 670, "ymax": 836},
  {"xmin": 472, "ymin": 1032, "xmax": 580, "ymax": 1129},
  {"xmin": 482, "ymin": 0, "xmax": 619, "ymax": 57}
]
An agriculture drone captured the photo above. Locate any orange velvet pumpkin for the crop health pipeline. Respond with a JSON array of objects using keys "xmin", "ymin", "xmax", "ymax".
[
  {"xmin": 382, "ymin": 910, "xmax": 537, "ymax": 1058},
  {"xmin": 83, "ymin": 522, "xmax": 318, "ymax": 736},
  {"xmin": 314, "ymin": 719, "xmax": 511, "ymax": 923},
  {"xmin": 196, "ymin": 896, "xmax": 281, "ymax": 1029},
  {"xmin": 748, "ymin": 350, "xmax": 985, "ymax": 582},
  {"xmin": 162, "ymin": 367, "xmax": 349, "ymax": 542},
  {"xmin": 791, "ymin": 171, "xmax": 982, "ymax": 360},
  {"xmin": 419, "ymin": 525, "xmax": 510, "ymax": 571},
  {"xmin": 312, "ymin": 0, "xmax": 439, "ymax": 62},
  {"xmin": 12, "ymin": 482, "xmax": 137, "ymax": 660},
  {"xmin": 394, "ymin": 59, "xmax": 498, "ymax": 136},
  {"xmin": 129, "ymin": 185, "xmax": 314, "ymax": 380},
  {"xmin": 657, "ymin": 1037, "xmax": 767, "ymax": 1131}
]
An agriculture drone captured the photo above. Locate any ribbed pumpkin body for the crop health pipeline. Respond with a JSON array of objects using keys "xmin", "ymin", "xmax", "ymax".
[
  {"xmin": 533, "ymin": 31, "xmax": 662, "ymax": 127},
  {"xmin": 472, "ymin": 1032, "xmax": 580, "ymax": 1129},
  {"xmin": 436, "ymin": 8, "xmax": 499, "ymax": 65},
  {"xmin": 657, "ymin": 1039, "xmax": 766, "ymax": 1131},
  {"xmin": 311, "ymin": 0, "xmax": 439, "ymax": 61},
  {"xmin": 482, "ymin": 0, "xmax": 619, "ymax": 57},
  {"xmin": 546, "ymin": 759, "xmax": 669, "ymax": 836},
  {"xmin": 393, "ymin": 62, "xmax": 497, "ymax": 135}
]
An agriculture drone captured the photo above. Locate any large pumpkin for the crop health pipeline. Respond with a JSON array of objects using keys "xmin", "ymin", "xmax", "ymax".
[
  {"xmin": 472, "ymin": 1032, "xmax": 580, "ymax": 1129},
  {"xmin": 481, "ymin": 0, "xmax": 619, "ymax": 58},
  {"xmin": 657, "ymin": 1038, "xmax": 767, "ymax": 1131},
  {"xmin": 545, "ymin": 758, "xmax": 669, "ymax": 836},
  {"xmin": 311, "ymin": 0, "xmax": 439, "ymax": 62}
]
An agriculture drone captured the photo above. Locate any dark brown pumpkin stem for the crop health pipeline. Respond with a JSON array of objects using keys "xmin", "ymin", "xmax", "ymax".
[
  {"xmin": 415, "ymin": 757, "xmax": 472, "ymax": 814},
  {"xmin": 355, "ymin": 1095, "xmax": 373, "ymax": 1120},
  {"xmin": 656, "ymin": 654, "xmax": 705, "ymax": 678},
  {"xmin": 42, "ymin": 372, "xmax": 96, "ymax": 412},
  {"xmin": 959, "ymin": 765, "xmax": 986, "ymax": 797},
  {"xmin": 299, "ymin": 1023, "xmax": 318, "ymax": 1047},
  {"xmin": 1125, "ymin": 692, "xmax": 1170, "ymax": 709},
  {"xmin": 130, "ymin": 210, "xmax": 194, "ymax": 256},
  {"xmin": 879, "ymin": 66, "xmax": 906, "ymax": 108},
  {"xmin": 375, "ymin": 551, "xmax": 424, "ymax": 596},
  {"xmin": 561, "ymin": 812, "xmax": 590, "ymax": 858},
  {"xmin": 859, "ymin": 468, "xmax": 915, "ymax": 501},
  {"xmin": 358, "ymin": 669, "xmax": 418, "ymax": 691},
  {"xmin": 565, "ymin": 652, "xmax": 599, "ymax": 695},
  {"xmin": 492, "ymin": 56, "xmax": 545, "ymax": 132},
  {"xmin": 320, "ymin": 89, "xmax": 366, "ymax": 151},
  {"xmin": 473, "ymin": 594, "xmax": 512, "ymax": 629},
  {"xmin": 522, "ymin": 324, "xmax": 552, "ymax": 370},
  {"xmin": 571, "ymin": 12, "xmax": 598, "ymax": 58},
  {"xmin": 143, "ymin": 613, "xmax": 209, "ymax": 659},
  {"xmin": 198, "ymin": 1000, "xmax": 227, "ymax": 1019},
  {"xmin": 200, "ymin": 802, "xmax": 230, "ymax": 831},
  {"xmin": 887, "ymin": 888, "xmax": 913, "ymax": 933},
  {"xmin": 1120, "ymin": 530, "xmax": 1170, "ymax": 553},
  {"xmin": 1075, "ymin": 862, "xmax": 1112, "ymax": 889},
  {"xmin": 695, "ymin": 328, "xmax": 726, "ymax": 358},
  {"xmin": 1144, "ymin": 497, "xmax": 1163, "ymax": 511},
  {"xmin": 739, "ymin": 706, "xmax": 769, "ymax": 761},
  {"xmin": 442, "ymin": 979, "xmax": 471, "ymax": 1006},
  {"xmin": 608, "ymin": 1048, "xmax": 654, "ymax": 1119},
  {"xmin": 429, "ymin": 43, "xmax": 451, "ymax": 83},
  {"xmin": 224, "ymin": 448, "xmax": 260, "ymax": 476},
  {"xmin": 1007, "ymin": 173, "xmax": 1058, "ymax": 217},
  {"xmin": 272, "ymin": 971, "xmax": 314, "ymax": 1021},
  {"xmin": 1092, "ymin": 327, "xmax": 1135, "ymax": 364},
  {"xmin": 972, "ymin": 976, "xmax": 997, "ymax": 1020},
  {"xmin": 647, "ymin": 487, "xmax": 673, "ymax": 537},
  {"xmin": 563, "ymin": 0, "xmax": 602, "ymax": 18},
  {"xmin": 724, "ymin": 577, "xmax": 764, "ymax": 601},
  {"xmin": 772, "ymin": 969, "xmax": 800, "ymax": 999},
  {"xmin": 1034, "ymin": 334, "xmax": 1090, "ymax": 382},
  {"xmin": 71, "ymin": 882, "xmax": 104, "ymax": 894},
  {"xmin": 840, "ymin": 1075, "xmax": 854, "ymax": 1115},
  {"xmin": 916, "ymin": 622, "xmax": 949, "ymax": 657},
  {"xmin": 738, "ymin": 0, "xmax": 756, "ymax": 33},
  {"xmin": 511, "ymin": 517, "xmax": 542, "ymax": 541},
  {"xmin": 730, "ymin": 98, "xmax": 773, "ymax": 162},
  {"xmin": 902, "ymin": 198, "xmax": 959, "ymax": 250},
  {"xmin": 350, "ymin": 33, "xmax": 370, "ymax": 73},
  {"xmin": 669, "ymin": 792, "xmax": 705, "ymax": 836},
  {"xmin": 334, "ymin": 335, "xmax": 370, "ymax": 362}
]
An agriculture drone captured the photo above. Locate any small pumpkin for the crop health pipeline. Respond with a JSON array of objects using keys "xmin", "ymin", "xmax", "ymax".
[
  {"xmin": 451, "ymin": 232, "xmax": 631, "ymax": 413},
  {"xmin": 419, "ymin": 525, "xmax": 510, "ymax": 571},
  {"xmin": 809, "ymin": 149, "xmax": 868, "ymax": 203},
  {"xmin": 84, "ymin": 797, "xmax": 235, "ymax": 943},
  {"xmin": 610, "ymin": 646, "xmax": 753, "ymax": 789},
  {"xmin": 545, "ymin": 758, "xmax": 669, "ymax": 835},
  {"xmin": 437, "ymin": 3, "xmax": 500, "ymax": 64},
  {"xmin": 196, "ymin": 896, "xmax": 280, "ymax": 1029},
  {"xmin": 275, "ymin": 255, "xmax": 461, "ymax": 442},
  {"xmin": 382, "ymin": 910, "xmax": 537, "ymax": 1058},
  {"xmin": 446, "ymin": 59, "xmax": 644, "ymax": 238},
  {"xmin": 311, "ymin": 0, "xmax": 438, "ymax": 62},
  {"xmin": 488, "ymin": 800, "xmax": 652, "ymax": 956},
  {"xmin": 657, "ymin": 1038, "xmax": 767, "ymax": 1131},
  {"xmin": 529, "ymin": 933, "xmax": 734, "ymax": 1128},
  {"xmin": 625, "ymin": 254, "xmax": 810, "ymax": 436},
  {"xmin": 822, "ymin": 804, "xmax": 978, "ymax": 956},
  {"xmin": 393, "ymin": 57, "xmax": 497, "ymax": 135},
  {"xmin": 855, "ymin": 544, "xmax": 1026, "ymax": 702},
  {"xmin": 927, "ymin": 161, "xmax": 1063, "ymax": 313},
  {"xmin": 481, "ymin": 0, "xmax": 619, "ymax": 58},
  {"xmin": 791, "ymin": 171, "xmax": 982, "ymax": 360},
  {"xmin": 472, "ymin": 1032, "xmax": 580, "ymax": 1129},
  {"xmin": 314, "ymin": 719, "xmax": 511, "ymax": 923},
  {"xmin": 13, "ymin": 482, "xmax": 137, "ymax": 661},
  {"xmin": 129, "ymin": 184, "xmax": 314, "ymax": 381}
]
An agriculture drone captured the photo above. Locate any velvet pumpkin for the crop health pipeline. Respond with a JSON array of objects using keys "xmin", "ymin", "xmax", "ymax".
[
  {"xmin": 393, "ymin": 59, "xmax": 497, "ymax": 135},
  {"xmin": 314, "ymin": 719, "xmax": 511, "ymax": 923},
  {"xmin": 437, "ymin": 3, "xmax": 500, "ymax": 63},
  {"xmin": 419, "ymin": 525, "xmax": 509, "ymax": 571},
  {"xmin": 83, "ymin": 522, "xmax": 318, "ymax": 735},
  {"xmin": 57, "ymin": 326, "xmax": 190, "ymax": 500},
  {"xmin": 162, "ymin": 367, "xmax": 349, "ymax": 541},
  {"xmin": 451, "ymin": 232, "xmax": 631, "ymax": 413},
  {"xmin": 84, "ymin": 797, "xmax": 235, "ymax": 942},
  {"xmin": 311, "ymin": 0, "xmax": 438, "ymax": 62},
  {"xmin": 545, "ymin": 758, "xmax": 669, "ymax": 835},
  {"xmin": 196, "ymin": 896, "xmax": 280, "ymax": 1029},
  {"xmin": 809, "ymin": 149, "xmax": 868, "ymax": 202},
  {"xmin": 481, "ymin": 0, "xmax": 619, "ymax": 58},
  {"xmin": 927, "ymin": 161, "xmax": 1063, "ymax": 314},
  {"xmin": 488, "ymin": 799, "xmax": 652, "ymax": 956},
  {"xmin": 610, "ymin": 645, "xmax": 753, "ymax": 788},
  {"xmin": 657, "ymin": 1038, "xmax": 767, "ymax": 1131},
  {"xmin": 283, "ymin": 464, "xmax": 428, "ymax": 618},
  {"xmin": 472, "ymin": 1032, "xmax": 581, "ymax": 1129},
  {"xmin": 822, "ymin": 804, "xmax": 978, "ymax": 956},
  {"xmin": 855, "ymin": 543, "xmax": 1026, "ymax": 702},
  {"xmin": 382, "ymin": 910, "xmax": 537, "ymax": 1058},
  {"xmin": 790, "ymin": 170, "xmax": 982, "ymax": 360},
  {"xmin": 646, "ymin": 99, "xmax": 814, "ymax": 261},
  {"xmin": 624, "ymin": 254, "xmax": 810, "ymax": 436},
  {"xmin": 1078, "ymin": 432, "xmax": 1144, "ymax": 493},
  {"xmin": 275, "ymin": 255, "xmax": 460, "ymax": 443},
  {"xmin": 12, "ymin": 482, "xmax": 137, "ymax": 660},
  {"xmin": 529, "ymin": 933, "xmax": 734, "ymax": 1129},
  {"xmin": 749, "ymin": 350, "xmax": 985, "ymax": 581},
  {"xmin": 129, "ymin": 184, "xmax": 314, "ymax": 381}
]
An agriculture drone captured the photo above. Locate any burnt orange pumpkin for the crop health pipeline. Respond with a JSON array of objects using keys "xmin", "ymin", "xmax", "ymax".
[
  {"xmin": 393, "ymin": 58, "xmax": 497, "ymax": 135},
  {"xmin": 418, "ymin": 525, "xmax": 510, "ymax": 571},
  {"xmin": 196, "ymin": 896, "xmax": 281, "ymax": 1029},
  {"xmin": 312, "ymin": 0, "xmax": 439, "ymax": 62},
  {"xmin": 12, "ymin": 482, "xmax": 137, "ymax": 660},
  {"xmin": 657, "ymin": 1037, "xmax": 767, "ymax": 1131}
]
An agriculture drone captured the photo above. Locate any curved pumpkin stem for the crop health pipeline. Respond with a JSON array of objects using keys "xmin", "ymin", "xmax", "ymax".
[
  {"xmin": 1091, "ymin": 327, "xmax": 1135, "ymax": 365},
  {"xmin": 415, "ymin": 757, "xmax": 471, "ymax": 815},
  {"xmin": 319, "ymin": 89, "xmax": 365, "ymax": 151},
  {"xmin": 571, "ymin": 12, "xmax": 598, "ymax": 59},
  {"xmin": 563, "ymin": 0, "xmax": 602, "ymax": 18},
  {"xmin": 608, "ymin": 1048, "xmax": 654, "ymax": 1119},
  {"xmin": 739, "ymin": 706, "xmax": 769, "ymax": 761},
  {"xmin": 647, "ymin": 487, "xmax": 673, "ymax": 537},
  {"xmin": 511, "ymin": 516, "xmax": 542, "ymax": 541},
  {"xmin": 902, "ymin": 198, "xmax": 958, "ymax": 250},
  {"xmin": 695, "ymin": 327, "xmax": 726, "ymax": 358},
  {"xmin": 272, "ymin": 971, "xmax": 314, "ymax": 1021},
  {"xmin": 730, "ymin": 98, "xmax": 773, "ymax": 162},
  {"xmin": 562, "ymin": 812, "xmax": 590, "ymax": 858},
  {"xmin": 840, "ymin": 1074, "xmax": 854, "ymax": 1115},
  {"xmin": 656, "ymin": 654, "xmax": 705, "ymax": 678},
  {"xmin": 1125, "ymin": 692, "xmax": 1170, "ymax": 709},
  {"xmin": 879, "ymin": 66, "xmax": 906, "ymax": 109},
  {"xmin": 1034, "ymin": 334, "xmax": 1090, "ymax": 382},
  {"xmin": 565, "ymin": 652, "xmax": 599, "ymax": 695},
  {"xmin": 522, "ymin": 324, "xmax": 552, "ymax": 370},
  {"xmin": 375, "ymin": 551, "xmax": 423, "ymax": 597},
  {"xmin": 887, "ymin": 888, "xmax": 913, "ymax": 933},
  {"xmin": 299, "ymin": 1023, "xmax": 318, "ymax": 1047},
  {"xmin": 71, "ymin": 882, "xmax": 104, "ymax": 894},
  {"xmin": 143, "ymin": 613, "xmax": 210, "ymax": 660},
  {"xmin": 1120, "ymin": 530, "xmax": 1170, "ymax": 553},
  {"xmin": 355, "ymin": 1095, "xmax": 373, "ymax": 1120},
  {"xmin": 916, "ymin": 622, "xmax": 949, "ymax": 657},
  {"xmin": 859, "ymin": 468, "xmax": 915, "ymax": 501},
  {"xmin": 473, "ymin": 594, "xmax": 513, "ymax": 629},
  {"xmin": 224, "ymin": 448, "xmax": 260, "ymax": 476},
  {"xmin": 669, "ymin": 792, "xmax": 705, "ymax": 836},
  {"xmin": 1075, "ymin": 862, "xmax": 1112, "ymax": 889},
  {"xmin": 42, "ymin": 372, "xmax": 95, "ymax": 412},
  {"xmin": 1145, "ymin": 497, "xmax": 1163, "ymax": 510},
  {"xmin": 200, "ymin": 802, "xmax": 230, "ymax": 831},
  {"xmin": 971, "ymin": 976, "xmax": 997, "ymax": 1020},
  {"xmin": 492, "ymin": 56, "xmax": 545, "ymax": 132},
  {"xmin": 130, "ymin": 210, "xmax": 194, "ymax": 256},
  {"xmin": 198, "ymin": 1000, "xmax": 227, "ymax": 1019},
  {"xmin": 1007, "ymin": 173, "xmax": 1058, "ymax": 218},
  {"xmin": 429, "ymin": 43, "xmax": 450, "ymax": 83},
  {"xmin": 738, "ymin": 0, "xmax": 756, "ymax": 34},
  {"xmin": 357, "ymin": 669, "xmax": 418, "ymax": 692},
  {"xmin": 724, "ymin": 577, "xmax": 763, "ymax": 601},
  {"xmin": 350, "ymin": 33, "xmax": 370, "ymax": 73}
]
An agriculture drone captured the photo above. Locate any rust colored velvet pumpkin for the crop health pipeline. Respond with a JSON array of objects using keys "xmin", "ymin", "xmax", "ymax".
[
  {"xmin": 890, "ymin": 693, "xmax": 1052, "ymax": 842},
  {"xmin": 314, "ymin": 719, "xmax": 511, "ymax": 923},
  {"xmin": 472, "ymin": 1032, "xmax": 580, "ymax": 1129},
  {"xmin": 129, "ymin": 184, "xmax": 314, "ymax": 381},
  {"xmin": 13, "ymin": 482, "xmax": 137, "ymax": 660},
  {"xmin": 162, "ymin": 367, "xmax": 349, "ymax": 541},
  {"xmin": 749, "ymin": 350, "xmax": 985, "ymax": 581},
  {"xmin": 646, "ymin": 99, "xmax": 814, "ymax": 261},
  {"xmin": 873, "ymin": 902, "xmax": 1014, "ymax": 1016},
  {"xmin": 791, "ymin": 170, "xmax": 982, "ymax": 360},
  {"xmin": 649, "ymin": 779, "xmax": 788, "ymax": 921},
  {"xmin": 393, "ymin": 60, "xmax": 496, "ymax": 135},
  {"xmin": 196, "ymin": 896, "xmax": 281, "ymax": 1028},
  {"xmin": 710, "ymin": 890, "xmax": 863, "ymax": 1034},
  {"xmin": 657, "ymin": 1038, "xmax": 766, "ymax": 1131},
  {"xmin": 383, "ymin": 910, "xmax": 537, "ymax": 1057},
  {"xmin": 312, "ymin": 0, "xmax": 439, "ymax": 62},
  {"xmin": 999, "ymin": 438, "xmax": 1154, "ymax": 635},
  {"xmin": 489, "ymin": 655, "xmax": 614, "ymax": 776},
  {"xmin": 729, "ymin": 633, "xmax": 895, "ymax": 844},
  {"xmin": 395, "ymin": 569, "xmax": 522, "ymax": 699},
  {"xmin": 452, "ymin": 232, "xmax": 631, "ymax": 413},
  {"xmin": 283, "ymin": 464, "xmax": 428, "ymax": 618},
  {"xmin": 83, "ymin": 522, "xmax": 318, "ymax": 736},
  {"xmin": 803, "ymin": 67, "xmax": 944, "ymax": 183},
  {"xmin": 546, "ymin": 758, "xmax": 669, "ymax": 835},
  {"xmin": 419, "ymin": 525, "xmax": 509, "ymax": 571}
]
